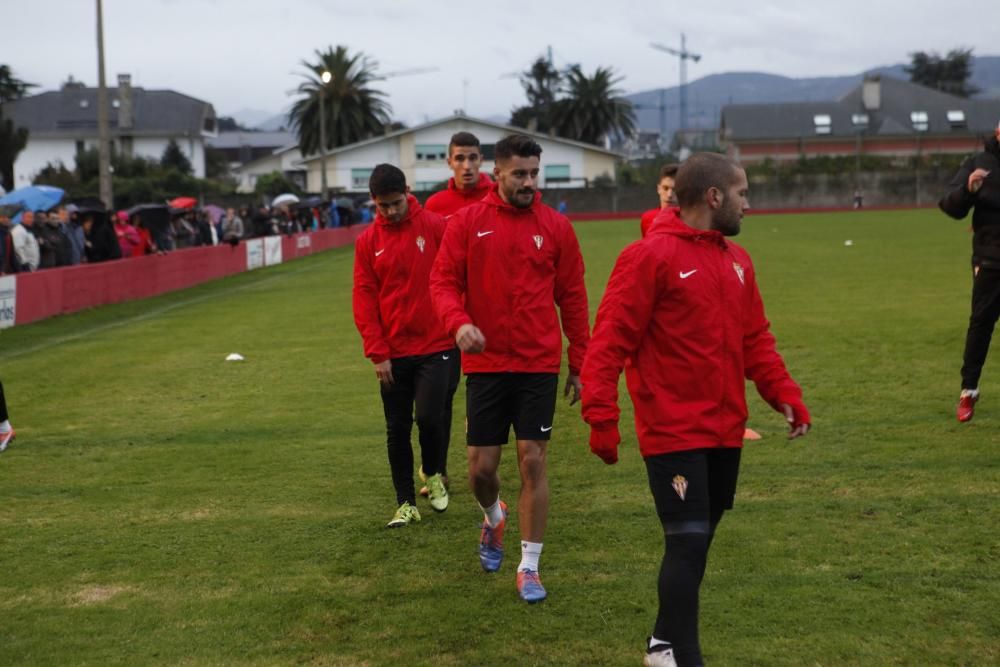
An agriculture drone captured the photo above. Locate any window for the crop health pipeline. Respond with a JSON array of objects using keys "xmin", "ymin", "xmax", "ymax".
[
  {"xmin": 79, "ymin": 99, "xmax": 89, "ymax": 109},
  {"xmin": 851, "ymin": 113, "xmax": 869, "ymax": 129},
  {"xmin": 415, "ymin": 143, "xmax": 447, "ymax": 161},
  {"xmin": 112, "ymin": 99, "xmax": 120, "ymax": 109},
  {"xmin": 813, "ymin": 114, "xmax": 832, "ymax": 135},
  {"xmin": 351, "ymin": 168, "xmax": 373, "ymax": 189},
  {"xmin": 910, "ymin": 111, "xmax": 929, "ymax": 132},
  {"xmin": 204, "ymin": 116, "xmax": 216, "ymax": 133},
  {"xmin": 946, "ymin": 110, "xmax": 967, "ymax": 129},
  {"xmin": 545, "ymin": 164, "xmax": 571, "ymax": 182}
]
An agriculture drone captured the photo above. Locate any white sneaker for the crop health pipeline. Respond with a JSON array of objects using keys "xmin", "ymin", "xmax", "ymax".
[
  {"xmin": 0, "ymin": 428, "xmax": 15, "ymax": 453},
  {"xmin": 426, "ymin": 473, "xmax": 449, "ymax": 512},
  {"xmin": 643, "ymin": 646, "xmax": 678, "ymax": 667}
]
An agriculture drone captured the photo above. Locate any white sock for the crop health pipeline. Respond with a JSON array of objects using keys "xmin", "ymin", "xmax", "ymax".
[
  {"xmin": 518, "ymin": 541, "xmax": 543, "ymax": 572},
  {"xmin": 481, "ymin": 498, "xmax": 504, "ymax": 528},
  {"xmin": 961, "ymin": 388, "xmax": 979, "ymax": 398},
  {"xmin": 0, "ymin": 420, "xmax": 10, "ymax": 433},
  {"xmin": 648, "ymin": 637, "xmax": 671, "ymax": 650}
]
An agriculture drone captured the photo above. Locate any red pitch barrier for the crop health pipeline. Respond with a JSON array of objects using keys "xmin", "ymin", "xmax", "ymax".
[{"xmin": 5, "ymin": 226, "xmax": 367, "ymax": 328}]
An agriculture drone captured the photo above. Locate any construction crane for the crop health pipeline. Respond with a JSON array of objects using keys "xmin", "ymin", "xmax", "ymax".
[
  {"xmin": 378, "ymin": 67, "xmax": 440, "ymax": 80},
  {"xmin": 650, "ymin": 35, "xmax": 701, "ymax": 140}
]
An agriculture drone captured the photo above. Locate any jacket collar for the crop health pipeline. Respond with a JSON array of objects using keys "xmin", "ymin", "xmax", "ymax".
[
  {"xmin": 649, "ymin": 207, "xmax": 728, "ymax": 248},
  {"xmin": 375, "ymin": 194, "xmax": 422, "ymax": 227},
  {"xmin": 483, "ymin": 183, "xmax": 542, "ymax": 213}
]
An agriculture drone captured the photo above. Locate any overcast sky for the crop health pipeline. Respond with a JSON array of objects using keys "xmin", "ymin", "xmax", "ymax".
[{"xmin": 8, "ymin": 0, "xmax": 997, "ymax": 126}]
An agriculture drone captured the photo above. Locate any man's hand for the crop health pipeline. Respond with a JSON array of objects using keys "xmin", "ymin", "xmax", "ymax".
[
  {"xmin": 374, "ymin": 359, "xmax": 394, "ymax": 386},
  {"xmin": 589, "ymin": 425, "xmax": 621, "ymax": 464},
  {"xmin": 968, "ymin": 168, "xmax": 990, "ymax": 193},
  {"xmin": 781, "ymin": 402, "xmax": 811, "ymax": 440},
  {"xmin": 564, "ymin": 374, "xmax": 582, "ymax": 406},
  {"xmin": 455, "ymin": 323, "xmax": 486, "ymax": 353}
]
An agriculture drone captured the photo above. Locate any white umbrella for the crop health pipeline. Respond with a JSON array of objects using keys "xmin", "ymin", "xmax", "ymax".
[{"xmin": 271, "ymin": 193, "xmax": 300, "ymax": 208}]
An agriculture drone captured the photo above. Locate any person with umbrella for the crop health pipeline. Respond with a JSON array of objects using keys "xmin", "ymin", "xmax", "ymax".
[{"xmin": 11, "ymin": 210, "xmax": 40, "ymax": 271}]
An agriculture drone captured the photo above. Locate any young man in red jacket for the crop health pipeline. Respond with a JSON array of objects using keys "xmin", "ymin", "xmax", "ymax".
[
  {"xmin": 430, "ymin": 134, "xmax": 590, "ymax": 603},
  {"xmin": 424, "ymin": 132, "xmax": 493, "ymax": 218},
  {"xmin": 639, "ymin": 163, "xmax": 679, "ymax": 238},
  {"xmin": 581, "ymin": 153, "xmax": 811, "ymax": 667},
  {"xmin": 352, "ymin": 164, "xmax": 459, "ymax": 528}
]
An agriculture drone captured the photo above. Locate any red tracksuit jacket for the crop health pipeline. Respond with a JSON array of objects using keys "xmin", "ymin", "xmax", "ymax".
[
  {"xmin": 581, "ymin": 209, "xmax": 806, "ymax": 457},
  {"xmin": 352, "ymin": 196, "xmax": 453, "ymax": 364},
  {"xmin": 430, "ymin": 184, "xmax": 590, "ymax": 375},
  {"xmin": 424, "ymin": 173, "xmax": 493, "ymax": 218}
]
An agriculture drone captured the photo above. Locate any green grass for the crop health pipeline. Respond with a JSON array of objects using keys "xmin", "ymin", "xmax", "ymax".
[{"xmin": 1, "ymin": 210, "xmax": 997, "ymax": 666}]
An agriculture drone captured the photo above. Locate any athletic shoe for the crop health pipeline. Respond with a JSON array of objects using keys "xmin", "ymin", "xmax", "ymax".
[
  {"xmin": 516, "ymin": 569, "xmax": 547, "ymax": 603},
  {"xmin": 419, "ymin": 467, "xmax": 449, "ymax": 497},
  {"xmin": 0, "ymin": 428, "xmax": 14, "ymax": 453},
  {"xmin": 386, "ymin": 502, "xmax": 421, "ymax": 528},
  {"xmin": 643, "ymin": 644, "xmax": 678, "ymax": 667},
  {"xmin": 479, "ymin": 500, "xmax": 508, "ymax": 572},
  {"xmin": 426, "ymin": 473, "xmax": 449, "ymax": 512},
  {"xmin": 957, "ymin": 391, "xmax": 979, "ymax": 423}
]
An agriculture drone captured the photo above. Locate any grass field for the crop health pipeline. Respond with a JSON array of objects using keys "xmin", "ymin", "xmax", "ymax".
[{"xmin": 1, "ymin": 210, "xmax": 998, "ymax": 666}]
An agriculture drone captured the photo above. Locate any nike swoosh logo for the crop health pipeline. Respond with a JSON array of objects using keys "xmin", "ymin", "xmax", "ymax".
[
  {"xmin": 442, "ymin": 355, "xmax": 450, "ymax": 360},
  {"xmin": 374, "ymin": 249, "xmax": 385, "ymax": 256},
  {"xmin": 680, "ymin": 269, "xmax": 697, "ymax": 279},
  {"xmin": 477, "ymin": 230, "xmax": 494, "ymax": 237},
  {"xmin": 540, "ymin": 426, "xmax": 553, "ymax": 432}
]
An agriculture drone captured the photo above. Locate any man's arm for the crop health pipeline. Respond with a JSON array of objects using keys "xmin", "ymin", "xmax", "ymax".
[
  {"xmin": 581, "ymin": 243, "xmax": 658, "ymax": 462},
  {"xmin": 351, "ymin": 235, "xmax": 391, "ymax": 365},
  {"xmin": 554, "ymin": 219, "xmax": 591, "ymax": 383},
  {"xmin": 742, "ymin": 264, "xmax": 810, "ymax": 439},
  {"xmin": 429, "ymin": 212, "xmax": 474, "ymax": 339},
  {"xmin": 939, "ymin": 156, "xmax": 978, "ymax": 220}
]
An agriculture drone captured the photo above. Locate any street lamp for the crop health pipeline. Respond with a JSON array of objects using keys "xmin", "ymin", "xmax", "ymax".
[{"xmin": 318, "ymin": 70, "xmax": 331, "ymax": 200}]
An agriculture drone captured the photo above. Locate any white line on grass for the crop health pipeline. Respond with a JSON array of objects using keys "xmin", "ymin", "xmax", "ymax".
[{"xmin": 1, "ymin": 254, "xmax": 345, "ymax": 361}]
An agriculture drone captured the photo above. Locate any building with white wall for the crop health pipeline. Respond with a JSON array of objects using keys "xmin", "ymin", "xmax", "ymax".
[
  {"xmin": 3, "ymin": 75, "xmax": 217, "ymax": 184},
  {"xmin": 297, "ymin": 114, "xmax": 621, "ymax": 193}
]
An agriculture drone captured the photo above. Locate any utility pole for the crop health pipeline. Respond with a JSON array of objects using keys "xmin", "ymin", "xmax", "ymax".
[
  {"xmin": 650, "ymin": 34, "xmax": 702, "ymax": 143},
  {"xmin": 319, "ymin": 70, "xmax": 331, "ymax": 200},
  {"xmin": 96, "ymin": 0, "xmax": 113, "ymax": 209}
]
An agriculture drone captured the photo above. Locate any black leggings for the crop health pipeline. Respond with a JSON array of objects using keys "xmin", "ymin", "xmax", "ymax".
[
  {"xmin": 379, "ymin": 350, "xmax": 457, "ymax": 505},
  {"xmin": 0, "ymin": 380, "xmax": 7, "ymax": 423},
  {"xmin": 962, "ymin": 265, "xmax": 1000, "ymax": 389}
]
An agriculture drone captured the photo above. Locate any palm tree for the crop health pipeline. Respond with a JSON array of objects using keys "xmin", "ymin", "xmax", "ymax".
[
  {"xmin": 509, "ymin": 56, "xmax": 562, "ymax": 133},
  {"xmin": 552, "ymin": 65, "xmax": 636, "ymax": 146},
  {"xmin": 289, "ymin": 46, "xmax": 392, "ymax": 156}
]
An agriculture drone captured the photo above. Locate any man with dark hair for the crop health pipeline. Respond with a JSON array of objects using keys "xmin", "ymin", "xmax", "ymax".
[
  {"xmin": 0, "ymin": 213, "xmax": 19, "ymax": 274},
  {"xmin": 639, "ymin": 163, "xmax": 679, "ymax": 238},
  {"xmin": 939, "ymin": 119, "xmax": 1000, "ymax": 422},
  {"xmin": 430, "ymin": 134, "xmax": 590, "ymax": 603},
  {"xmin": 353, "ymin": 163, "xmax": 458, "ymax": 528},
  {"xmin": 0, "ymin": 380, "xmax": 14, "ymax": 453},
  {"xmin": 425, "ymin": 131, "xmax": 493, "ymax": 218},
  {"xmin": 581, "ymin": 152, "xmax": 811, "ymax": 666}
]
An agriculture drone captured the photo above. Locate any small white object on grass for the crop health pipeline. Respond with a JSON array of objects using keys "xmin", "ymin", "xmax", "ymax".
[
  {"xmin": 844, "ymin": 240, "xmax": 854, "ymax": 246},
  {"xmin": 225, "ymin": 353, "xmax": 245, "ymax": 361}
]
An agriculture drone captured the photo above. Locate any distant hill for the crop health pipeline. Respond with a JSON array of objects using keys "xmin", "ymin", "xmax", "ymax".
[{"xmin": 626, "ymin": 55, "xmax": 1000, "ymax": 138}]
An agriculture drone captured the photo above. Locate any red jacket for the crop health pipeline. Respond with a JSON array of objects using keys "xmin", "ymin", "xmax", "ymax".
[
  {"xmin": 430, "ymin": 184, "xmax": 590, "ymax": 375},
  {"xmin": 352, "ymin": 196, "xmax": 453, "ymax": 364},
  {"xmin": 639, "ymin": 207, "xmax": 662, "ymax": 238},
  {"xmin": 424, "ymin": 173, "xmax": 493, "ymax": 218},
  {"xmin": 581, "ymin": 209, "xmax": 807, "ymax": 458}
]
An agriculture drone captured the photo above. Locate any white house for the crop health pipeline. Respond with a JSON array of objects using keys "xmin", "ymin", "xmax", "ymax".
[
  {"xmin": 229, "ymin": 143, "xmax": 305, "ymax": 194},
  {"xmin": 4, "ymin": 75, "xmax": 217, "ymax": 184},
  {"xmin": 297, "ymin": 114, "xmax": 622, "ymax": 193}
]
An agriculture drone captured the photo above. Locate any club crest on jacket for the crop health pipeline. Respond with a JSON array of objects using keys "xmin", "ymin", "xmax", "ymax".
[
  {"xmin": 533, "ymin": 235, "xmax": 543, "ymax": 250},
  {"xmin": 416, "ymin": 236, "xmax": 426, "ymax": 253},
  {"xmin": 732, "ymin": 262, "xmax": 745, "ymax": 285}
]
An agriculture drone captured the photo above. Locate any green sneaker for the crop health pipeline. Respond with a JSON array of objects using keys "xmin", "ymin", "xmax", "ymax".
[
  {"xmin": 386, "ymin": 502, "xmax": 421, "ymax": 528},
  {"xmin": 426, "ymin": 473, "xmax": 449, "ymax": 512}
]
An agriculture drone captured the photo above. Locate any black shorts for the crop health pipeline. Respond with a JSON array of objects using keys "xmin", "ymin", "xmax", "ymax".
[
  {"xmin": 645, "ymin": 447, "xmax": 742, "ymax": 522},
  {"xmin": 466, "ymin": 373, "xmax": 559, "ymax": 445}
]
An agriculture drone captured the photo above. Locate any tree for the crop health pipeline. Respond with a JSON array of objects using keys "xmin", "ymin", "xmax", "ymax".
[
  {"xmin": 552, "ymin": 65, "xmax": 636, "ymax": 145},
  {"xmin": 0, "ymin": 65, "xmax": 35, "ymax": 191},
  {"xmin": 289, "ymin": 45, "xmax": 392, "ymax": 156},
  {"xmin": 0, "ymin": 65, "xmax": 37, "ymax": 103},
  {"xmin": 509, "ymin": 57, "xmax": 563, "ymax": 133},
  {"xmin": 905, "ymin": 48, "xmax": 979, "ymax": 98},
  {"xmin": 254, "ymin": 170, "xmax": 302, "ymax": 199},
  {"xmin": 160, "ymin": 139, "xmax": 193, "ymax": 175}
]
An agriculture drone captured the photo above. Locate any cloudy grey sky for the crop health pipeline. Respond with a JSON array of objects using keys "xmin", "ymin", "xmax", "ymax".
[{"xmin": 8, "ymin": 0, "xmax": 996, "ymax": 126}]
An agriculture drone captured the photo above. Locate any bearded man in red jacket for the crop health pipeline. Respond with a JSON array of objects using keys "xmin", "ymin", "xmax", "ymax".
[
  {"xmin": 581, "ymin": 152, "xmax": 811, "ymax": 667},
  {"xmin": 353, "ymin": 164, "xmax": 459, "ymax": 528},
  {"xmin": 430, "ymin": 134, "xmax": 590, "ymax": 603},
  {"xmin": 424, "ymin": 131, "xmax": 493, "ymax": 218}
]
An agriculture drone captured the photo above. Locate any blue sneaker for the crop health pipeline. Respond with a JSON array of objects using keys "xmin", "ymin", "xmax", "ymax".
[
  {"xmin": 478, "ymin": 501, "xmax": 507, "ymax": 572},
  {"xmin": 517, "ymin": 569, "xmax": 547, "ymax": 603}
]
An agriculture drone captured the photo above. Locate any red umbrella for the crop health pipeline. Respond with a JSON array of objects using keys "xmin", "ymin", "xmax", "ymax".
[{"xmin": 168, "ymin": 196, "xmax": 197, "ymax": 210}]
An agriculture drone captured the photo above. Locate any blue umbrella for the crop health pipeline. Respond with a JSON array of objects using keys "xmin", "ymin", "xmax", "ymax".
[{"xmin": 0, "ymin": 185, "xmax": 65, "ymax": 223}]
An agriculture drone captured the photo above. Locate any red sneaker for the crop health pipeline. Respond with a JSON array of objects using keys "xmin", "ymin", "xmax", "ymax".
[
  {"xmin": 957, "ymin": 393, "xmax": 979, "ymax": 423},
  {"xmin": 0, "ymin": 428, "xmax": 15, "ymax": 453}
]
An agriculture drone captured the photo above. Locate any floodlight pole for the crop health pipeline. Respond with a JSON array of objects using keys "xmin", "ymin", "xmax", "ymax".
[
  {"xmin": 319, "ymin": 70, "xmax": 332, "ymax": 200},
  {"xmin": 96, "ymin": 0, "xmax": 113, "ymax": 208}
]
